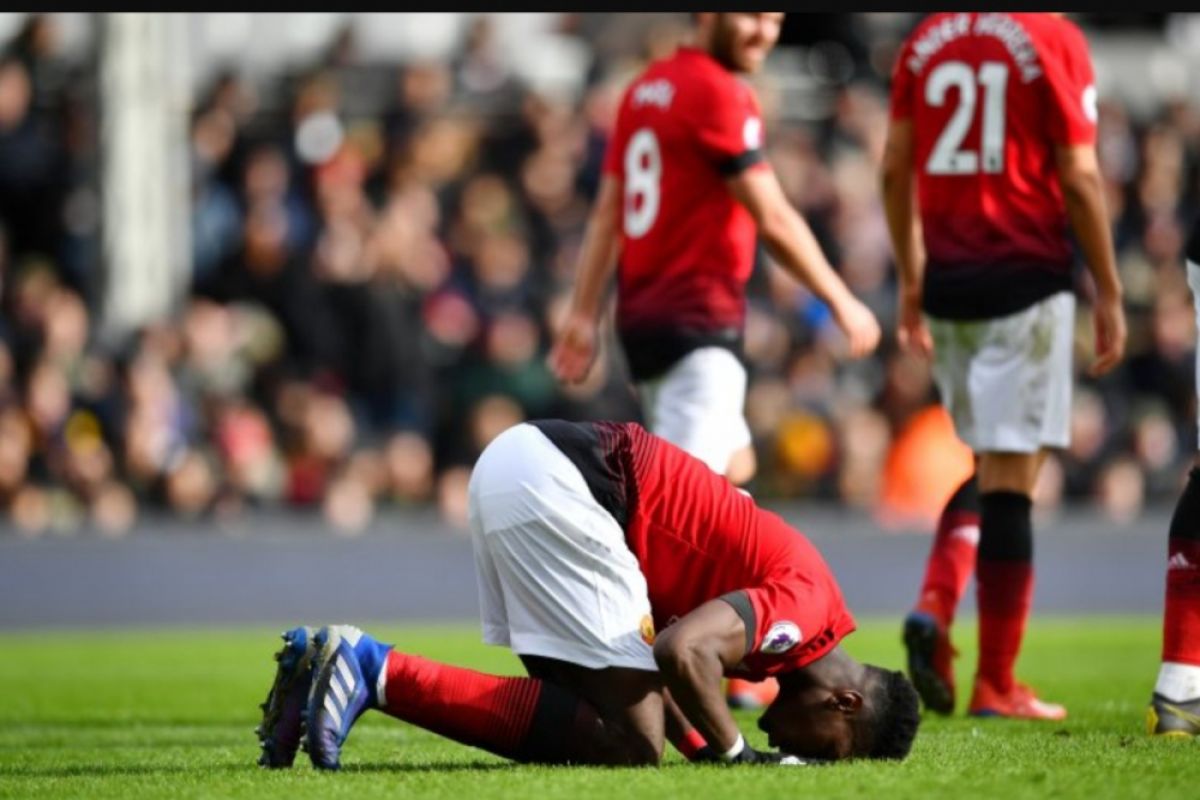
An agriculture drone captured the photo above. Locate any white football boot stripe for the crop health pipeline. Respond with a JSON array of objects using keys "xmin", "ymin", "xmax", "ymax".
[
  {"xmin": 336, "ymin": 656, "xmax": 357, "ymax": 697},
  {"xmin": 323, "ymin": 694, "xmax": 344, "ymax": 730},
  {"xmin": 330, "ymin": 675, "xmax": 349, "ymax": 709}
]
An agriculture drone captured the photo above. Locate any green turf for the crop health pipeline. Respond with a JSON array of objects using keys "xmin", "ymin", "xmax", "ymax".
[{"xmin": 0, "ymin": 618, "xmax": 1194, "ymax": 799}]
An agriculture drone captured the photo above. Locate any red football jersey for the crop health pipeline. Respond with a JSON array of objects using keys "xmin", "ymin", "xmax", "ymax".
[
  {"xmin": 529, "ymin": 419, "xmax": 857, "ymax": 679},
  {"xmin": 602, "ymin": 47, "xmax": 768, "ymax": 337},
  {"xmin": 890, "ymin": 13, "xmax": 1097, "ymax": 270}
]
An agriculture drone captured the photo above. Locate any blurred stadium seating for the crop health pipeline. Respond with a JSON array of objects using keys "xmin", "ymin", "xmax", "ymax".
[{"xmin": 0, "ymin": 12, "xmax": 1197, "ymax": 536}]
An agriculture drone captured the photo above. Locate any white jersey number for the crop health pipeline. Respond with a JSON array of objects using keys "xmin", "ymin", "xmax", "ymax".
[
  {"xmin": 624, "ymin": 128, "xmax": 661, "ymax": 238},
  {"xmin": 925, "ymin": 61, "xmax": 1009, "ymax": 175}
]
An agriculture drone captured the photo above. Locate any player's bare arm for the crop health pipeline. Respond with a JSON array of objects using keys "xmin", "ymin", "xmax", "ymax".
[
  {"xmin": 726, "ymin": 166, "xmax": 881, "ymax": 358},
  {"xmin": 1054, "ymin": 143, "xmax": 1126, "ymax": 377},
  {"xmin": 880, "ymin": 118, "xmax": 932, "ymax": 357},
  {"xmin": 549, "ymin": 175, "xmax": 622, "ymax": 384},
  {"xmin": 652, "ymin": 598, "xmax": 752, "ymax": 757}
]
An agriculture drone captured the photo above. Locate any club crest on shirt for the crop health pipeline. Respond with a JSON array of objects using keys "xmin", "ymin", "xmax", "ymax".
[
  {"xmin": 640, "ymin": 614, "xmax": 656, "ymax": 645},
  {"xmin": 760, "ymin": 621, "xmax": 802, "ymax": 654}
]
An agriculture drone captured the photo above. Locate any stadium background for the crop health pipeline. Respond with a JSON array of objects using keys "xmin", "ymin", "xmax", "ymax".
[{"xmin": 0, "ymin": 10, "xmax": 1196, "ymax": 546}]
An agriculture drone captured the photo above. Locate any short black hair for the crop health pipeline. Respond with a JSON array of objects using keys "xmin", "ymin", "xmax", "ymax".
[{"xmin": 857, "ymin": 666, "xmax": 921, "ymax": 760}]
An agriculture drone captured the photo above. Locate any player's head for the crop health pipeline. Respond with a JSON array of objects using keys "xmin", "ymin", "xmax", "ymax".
[
  {"xmin": 694, "ymin": 12, "xmax": 784, "ymax": 74},
  {"xmin": 757, "ymin": 664, "xmax": 920, "ymax": 761}
]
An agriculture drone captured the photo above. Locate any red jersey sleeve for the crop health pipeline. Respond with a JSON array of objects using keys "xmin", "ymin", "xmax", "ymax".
[
  {"xmin": 1039, "ymin": 20, "xmax": 1097, "ymax": 146},
  {"xmin": 692, "ymin": 76, "xmax": 766, "ymax": 176},
  {"xmin": 721, "ymin": 581, "xmax": 857, "ymax": 679}
]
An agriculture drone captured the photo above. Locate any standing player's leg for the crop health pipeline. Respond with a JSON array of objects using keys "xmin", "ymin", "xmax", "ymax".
[
  {"xmin": 903, "ymin": 475, "xmax": 979, "ymax": 714},
  {"xmin": 969, "ymin": 294, "xmax": 1075, "ymax": 720},
  {"xmin": 1148, "ymin": 461, "xmax": 1200, "ymax": 736},
  {"xmin": 968, "ymin": 451, "xmax": 1064, "ymax": 719},
  {"xmin": 1149, "ymin": 259, "xmax": 1200, "ymax": 737},
  {"xmin": 926, "ymin": 293, "xmax": 1072, "ymax": 720}
]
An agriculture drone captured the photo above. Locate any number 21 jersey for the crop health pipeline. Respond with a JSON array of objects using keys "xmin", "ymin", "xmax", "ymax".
[
  {"xmin": 602, "ymin": 47, "xmax": 767, "ymax": 356},
  {"xmin": 889, "ymin": 13, "xmax": 1097, "ymax": 318}
]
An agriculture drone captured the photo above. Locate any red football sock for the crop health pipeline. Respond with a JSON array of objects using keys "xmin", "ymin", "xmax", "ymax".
[
  {"xmin": 974, "ymin": 491, "xmax": 1034, "ymax": 694},
  {"xmin": 976, "ymin": 560, "xmax": 1033, "ymax": 693},
  {"xmin": 1164, "ymin": 539, "xmax": 1200, "ymax": 667},
  {"xmin": 380, "ymin": 650, "xmax": 601, "ymax": 763},
  {"xmin": 915, "ymin": 506, "xmax": 980, "ymax": 627}
]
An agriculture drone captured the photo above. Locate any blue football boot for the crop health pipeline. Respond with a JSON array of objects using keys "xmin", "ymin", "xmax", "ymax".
[
  {"xmin": 256, "ymin": 626, "xmax": 318, "ymax": 768},
  {"xmin": 303, "ymin": 625, "xmax": 382, "ymax": 770}
]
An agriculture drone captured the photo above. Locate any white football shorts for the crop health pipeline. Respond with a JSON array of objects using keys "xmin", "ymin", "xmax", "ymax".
[
  {"xmin": 1189, "ymin": 260, "xmax": 1200, "ymax": 448},
  {"xmin": 927, "ymin": 291, "xmax": 1075, "ymax": 453},
  {"xmin": 467, "ymin": 422, "xmax": 657, "ymax": 671},
  {"xmin": 636, "ymin": 346, "xmax": 751, "ymax": 475}
]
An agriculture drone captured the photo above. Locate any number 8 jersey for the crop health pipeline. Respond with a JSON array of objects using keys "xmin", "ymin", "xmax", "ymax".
[
  {"xmin": 889, "ymin": 13, "xmax": 1097, "ymax": 320},
  {"xmin": 602, "ymin": 47, "xmax": 767, "ymax": 380}
]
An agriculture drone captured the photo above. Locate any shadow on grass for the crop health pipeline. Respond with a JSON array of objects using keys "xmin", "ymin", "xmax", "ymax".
[
  {"xmin": 343, "ymin": 761, "xmax": 517, "ymax": 774},
  {"xmin": 3, "ymin": 761, "xmax": 520, "ymax": 778},
  {"xmin": 0, "ymin": 718, "xmax": 256, "ymax": 751},
  {"xmin": 1, "ymin": 717, "xmax": 251, "ymax": 729},
  {"xmin": 0, "ymin": 739, "xmax": 243, "ymax": 752},
  {"xmin": 2, "ymin": 758, "xmax": 709, "ymax": 779},
  {"xmin": 0, "ymin": 763, "xmax": 249, "ymax": 779},
  {"xmin": 343, "ymin": 760, "xmax": 696, "ymax": 774}
]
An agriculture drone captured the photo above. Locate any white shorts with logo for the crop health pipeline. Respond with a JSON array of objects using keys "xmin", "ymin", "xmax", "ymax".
[
  {"xmin": 467, "ymin": 423, "xmax": 657, "ymax": 671},
  {"xmin": 1189, "ymin": 261, "xmax": 1200, "ymax": 447},
  {"xmin": 928, "ymin": 291, "xmax": 1075, "ymax": 453},
  {"xmin": 636, "ymin": 346, "xmax": 752, "ymax": 475}
]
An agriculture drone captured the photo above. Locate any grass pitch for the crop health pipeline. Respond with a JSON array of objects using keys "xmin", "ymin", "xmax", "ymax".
[{"xmin": 0, "ymin": 618, "xmax": 1194, "ymax": 799}]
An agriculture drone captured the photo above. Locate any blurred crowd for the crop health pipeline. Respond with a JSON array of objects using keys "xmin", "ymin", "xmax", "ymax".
[{"xmin": 0, "ymin": 13, "xmax": 1198, "ymax": 537}]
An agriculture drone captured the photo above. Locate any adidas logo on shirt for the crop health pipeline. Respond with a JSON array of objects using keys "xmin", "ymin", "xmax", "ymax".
[{"xmin": 1168, "ymin": 552, "xmax": 1194, "ymax": 571}]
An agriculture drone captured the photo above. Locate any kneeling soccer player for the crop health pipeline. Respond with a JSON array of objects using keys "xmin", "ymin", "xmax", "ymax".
[{"xmin": 256, "ymin": 420, "xmax": 920, "ymax": 769}]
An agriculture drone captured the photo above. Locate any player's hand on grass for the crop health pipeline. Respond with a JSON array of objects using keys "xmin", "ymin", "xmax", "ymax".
[
  {"xmin": 1088, "ymin": 292, "xmax": 1126, "ymax": 378},
  {"xmin": 692, "ymin": 743, "xmax": 828, "ymax": 766},
  {"xmin": 831, "ymin": 293, "xmax": 882, "ymax": 359},
  {"xmin": 896, "ymin": 289, "xmax": 933, "ymax": 358},
  {"xmin": 549, "ymin": 311, "xmax": 599, "ymax": 384}
]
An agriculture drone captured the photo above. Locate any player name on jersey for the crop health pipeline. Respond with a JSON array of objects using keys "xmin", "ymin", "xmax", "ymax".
[{"xmin": 905, "ymin": 13, "xmax": 1042, "ymax": 83}]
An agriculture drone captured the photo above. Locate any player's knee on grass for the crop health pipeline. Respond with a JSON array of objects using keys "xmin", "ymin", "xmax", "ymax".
[
  {"xmin": 574, "ymin": 669, "xmax": 664, "ymax": 766},
  {"xmin": 535, "ymin": 691, "xmax": 661, "ymax": 766},
  {"xmin": 519, "ymin": 655, "xmax": 664, "ymax": 766},
  {"xmin": 577, "ymin": 716, "xmax": 663, "ymax": 766},
  {"xmin": 520, "ymin": 690, "xmax": 661, "ymax": 766}
]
